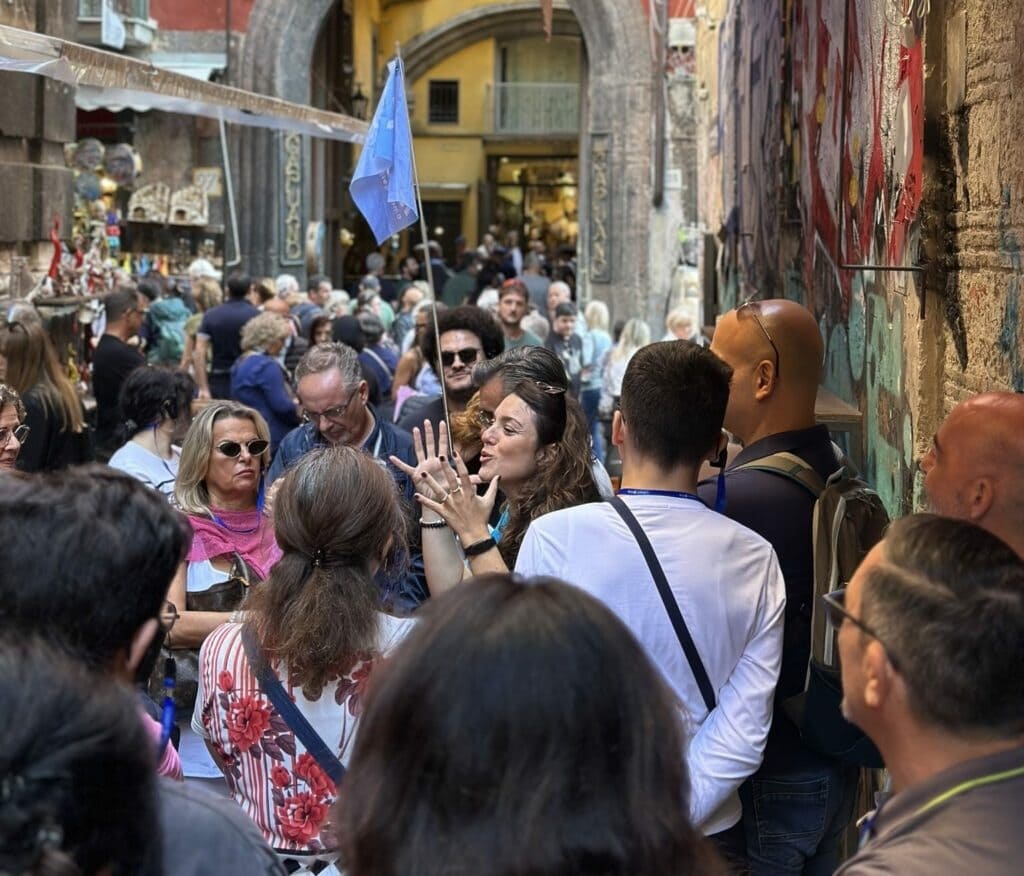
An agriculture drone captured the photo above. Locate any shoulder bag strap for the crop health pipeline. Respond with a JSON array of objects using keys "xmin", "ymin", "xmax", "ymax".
[
  {"xmin": 732, "ymin": 451, "xmax": 828, "ymax": 498},
  {"xmin": 607, "ymin": 497, "xmax": 716, "ymax": 712},
  {"xmin": 240, "ymin": 624, "xmax": 345, "ymax": 785}
]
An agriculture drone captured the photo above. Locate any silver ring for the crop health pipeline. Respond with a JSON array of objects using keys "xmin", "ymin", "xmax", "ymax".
[
  {"xmin": 451, "ymin": 485, "xmax": 463, "ymax": 494},
  {"xmin": 441, "ymin": 491, "xmax": 452, "ymax": 503}
]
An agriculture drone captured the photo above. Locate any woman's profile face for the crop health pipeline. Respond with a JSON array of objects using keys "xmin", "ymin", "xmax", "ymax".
[
  {"xmin": 314, "ymin": 322, "xmax": 331, "ymax": 345},
  {"xmin": 478, "ymin": 393, "xmax": 544, "ymax": 491},
  {"xmin": 204, "ymin": 416, "xmax": 262, "ymax": 503}
]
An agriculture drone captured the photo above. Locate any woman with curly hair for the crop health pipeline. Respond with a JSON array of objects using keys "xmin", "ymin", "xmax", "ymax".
[
  {"xmin": 195, "ymin": 446, "xmax": 414, "ymax": 872},
  {"xmin": 231, "ymin": 312, "xmax": 300, "ymax": 453},
  {"xmin": 392, "ymin": 370, "xmax": 600, "ymax": 594}
]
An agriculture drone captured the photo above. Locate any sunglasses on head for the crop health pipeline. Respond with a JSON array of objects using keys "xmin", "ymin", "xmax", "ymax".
[
  {"xmin": 440, "ymin": 348, "xmax": 480, "ymax": 368},
  {"xmin": 216, "ymin": 439, "xmax": 269, "ymax": 458}
]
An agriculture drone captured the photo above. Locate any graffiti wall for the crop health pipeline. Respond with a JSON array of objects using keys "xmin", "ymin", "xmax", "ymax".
[{"xmin": 713, "ymin": 0, "xmax": 925, "ymax": 514}]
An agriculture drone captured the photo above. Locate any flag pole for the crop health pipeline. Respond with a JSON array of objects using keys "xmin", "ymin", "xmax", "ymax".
[{"xmin": 395, "ymin": 41, "xmax": 453, "ymax": 452}]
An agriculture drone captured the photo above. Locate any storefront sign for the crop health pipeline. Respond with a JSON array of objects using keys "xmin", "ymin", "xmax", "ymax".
[{"xmin": 280, "ymin": 132, "xmax": 304, "ymax": 265}]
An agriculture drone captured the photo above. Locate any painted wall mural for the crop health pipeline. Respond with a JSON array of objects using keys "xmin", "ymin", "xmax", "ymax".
[{"xmin": 715, "ymin": 0, "xmax": 926, "ymax": 514}]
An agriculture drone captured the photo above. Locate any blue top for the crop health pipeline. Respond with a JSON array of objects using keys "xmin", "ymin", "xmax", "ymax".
[
  {"xmin": 230, "ymin": 353, "xmax": 300, "ymax": 453},
  {"xmin": 583, "ymin": 328, "xmax": 612, "ymax": 391}
]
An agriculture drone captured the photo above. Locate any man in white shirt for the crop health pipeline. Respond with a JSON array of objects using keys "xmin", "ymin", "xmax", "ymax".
[{"xmin": 516, "ymin": 340, "xmax": 785, "ymax": 860}]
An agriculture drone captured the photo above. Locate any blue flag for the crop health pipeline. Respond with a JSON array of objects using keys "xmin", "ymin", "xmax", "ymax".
[{"xmin": 349, "ymin": 58, "xmax": 418, "ymax": 245}]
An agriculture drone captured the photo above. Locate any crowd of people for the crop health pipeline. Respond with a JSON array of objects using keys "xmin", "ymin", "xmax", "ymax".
[{"xmin": 0, "ymin": 241, "xmax": 1023, "ymax": 876}]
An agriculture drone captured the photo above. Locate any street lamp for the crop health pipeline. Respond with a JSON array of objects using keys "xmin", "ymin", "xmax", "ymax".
[{"xmin": 351, "ymin": 83, "xmax": 368, "ymax": 120}]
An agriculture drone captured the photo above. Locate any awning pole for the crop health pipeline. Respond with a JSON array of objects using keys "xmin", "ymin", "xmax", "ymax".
[{"xmin": 219, "ymin": 115, "xmax": 242, "ymax": 269}]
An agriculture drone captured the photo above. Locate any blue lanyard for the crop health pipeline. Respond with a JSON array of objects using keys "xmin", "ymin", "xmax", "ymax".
[{"xmin": 617, "ymin": 488, "xmax": 703, "ymax": 503}]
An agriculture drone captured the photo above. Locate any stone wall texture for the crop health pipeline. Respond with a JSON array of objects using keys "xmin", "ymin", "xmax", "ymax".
[{"xmin": 698, "ymin": 0, "xmax": 1024, "ymax": 515}]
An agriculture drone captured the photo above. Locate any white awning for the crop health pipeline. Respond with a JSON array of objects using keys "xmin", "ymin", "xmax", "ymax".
[{"xmin": 0, "ymin": 24, "xmax": 367, "ymax": 142}]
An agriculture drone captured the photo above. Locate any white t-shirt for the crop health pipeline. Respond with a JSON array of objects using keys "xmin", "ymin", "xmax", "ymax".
[
  {"xmin": 515, "ymin": 493, "xmax": 786, "ymax": 836},
  {"xmin": 107, "ymin": 440, "xmax": 180, "ymax": 500}
]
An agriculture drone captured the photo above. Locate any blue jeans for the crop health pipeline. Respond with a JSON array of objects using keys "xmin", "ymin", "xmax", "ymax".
[
  {"xmin": 580, "ymin": 387, "xmax": 604, "ymax": 462},
  {"xmin": 740, "ymin": 760, "xmax": 858, "ymax": 875}
]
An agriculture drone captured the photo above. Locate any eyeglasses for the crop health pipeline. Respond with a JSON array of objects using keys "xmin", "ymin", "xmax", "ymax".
[
  {"xmin": 302, "ymin": 386, "xmax": 359, "ymax": 425},
  {"xmin": 821, "ymin": 588, "xmax": 900, "ymax": 671},
  {"xmin": 737, "ymin": 297, "xmax": 781, "ymax": 379},
  {"xmin": 0, "ymin": 424, "xmax": 29, "ymax": 448},
  {"xmin": 215, "ymin": 439, "xmax": 269, "ymax": 458},
  {"xmin": 440, "ymin": 348, "xmax": 481, "ymax": 368}
]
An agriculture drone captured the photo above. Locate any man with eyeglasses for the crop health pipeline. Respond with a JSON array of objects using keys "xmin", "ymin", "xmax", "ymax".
[
  {"xmin": 698, "ymin": 297, "xmax": 857, "ymax": 874},
  {"xmin": 396, "ymin": 304, "xmax": 506, "ymax": 435},
  {"xmin": 267, "ymin": 342, "xmax": 429, "ymax": 610},
  {"xmin": 832, "ymin": 514, "xmax": 1024, "ymax": 876},
  {"xmin": 0, "ymin": 382, "xmax": 28, "ymax": 472}
]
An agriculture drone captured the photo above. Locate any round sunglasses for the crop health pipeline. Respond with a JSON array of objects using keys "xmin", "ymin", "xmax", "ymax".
[{"xmin": 215, "ymin": 439, "xmax": 269, "ymax": 458}]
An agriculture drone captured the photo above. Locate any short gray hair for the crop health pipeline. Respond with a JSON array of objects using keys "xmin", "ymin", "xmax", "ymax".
[
  {"xmin": 365, "ymin": 252, "xmax": 385, "ymax": 273},
  {"xmin": 275, "ymin": 273, "xmax": 299, "ymax": 297},
  {"xmin": 295, "ymin": 342, "xmax": 362, "ymax": 387},
  {"xmin": 240, "ymin": 313, "xmax": 291, "ymax": 352},
  {"xmin": 860, "ymin": 514, "xmax": 1024, "ymax": 738}
]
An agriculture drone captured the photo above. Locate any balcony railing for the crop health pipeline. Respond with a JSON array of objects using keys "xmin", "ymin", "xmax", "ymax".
[
  {"xmin": 78, "ymin": 0, "xmax": 149, "ymax": 18},
  {"xmin": 492, "ymin": 82, "xmax": 580, "ymax": 135}
]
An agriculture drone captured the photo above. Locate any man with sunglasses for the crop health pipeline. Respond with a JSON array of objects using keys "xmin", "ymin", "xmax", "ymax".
[
  {"xmin": 833, "ymin": 514, "xmax": 1024, "ymax": 876},
  {"xmin": 396, "ymin": 304, "xmax": 506, "ymax": 435},
  {"xmin": 0, "ymin": 466, "xmax": 284, "ymax": 875},
  {"xmin": 0, "ymin": 383, "xmax": 28, "ymax": 472},
  {"xmin": 698, "ymin": 297, "xmax": 857, "ymax": 874}
]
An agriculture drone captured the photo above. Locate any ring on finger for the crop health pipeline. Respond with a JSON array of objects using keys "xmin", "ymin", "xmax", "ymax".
[
  {"xmin": 451, "ymin": 484, "xmax": 463, "ymax": 494},
  {"xmin": 441, "ymin": 491, "xmax": 452, "ymax": 503}
]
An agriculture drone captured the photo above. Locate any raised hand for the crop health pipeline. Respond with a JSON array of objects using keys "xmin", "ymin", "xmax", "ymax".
[
  {"xmin": 389, "ymin": 419, "xmax": 453, "ymax": 502},
  {"xmin": 415, "ymin": 451, "xmax": 500, "ymax": 545}
]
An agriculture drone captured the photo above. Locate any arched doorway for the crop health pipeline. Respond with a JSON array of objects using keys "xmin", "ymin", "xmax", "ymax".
[{"xmin": 237, "ymin": 0, "xmax": 655, "ymax": 317}]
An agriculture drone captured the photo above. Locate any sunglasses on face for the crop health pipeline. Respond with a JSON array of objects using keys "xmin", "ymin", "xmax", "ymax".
[
  {"xmin": 215, "ymin": 439, "xmax": 269, "ymax": 458},
  {"xmin": 0, "ymin": 424, "xmax": 29, "ymax": 447},
  {"xmin": 440, "ymin": 348, "xmax": 481, "ymax": 368}
]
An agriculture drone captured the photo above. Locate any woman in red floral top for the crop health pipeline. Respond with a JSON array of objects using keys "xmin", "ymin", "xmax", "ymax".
[{"xmin": 194, "ymin": 446, "xmax": 414, "ymax": 867}]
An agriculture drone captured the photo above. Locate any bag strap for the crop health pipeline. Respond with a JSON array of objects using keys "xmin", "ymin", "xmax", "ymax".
[
  {"xmin": 240, "ymin": 624, "xmax": 345, "ymax": 786},
  {"xmin": 607, "ymin": 497, "xmax": 716, "ymax": 712},
  {"xmin": 733, "ymin": 451, "xmax": 828, "ymax": 498}
]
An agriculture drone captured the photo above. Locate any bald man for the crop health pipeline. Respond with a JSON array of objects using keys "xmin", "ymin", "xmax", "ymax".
[
  {"xmin": 698, "ymin": 299, "xmax": 857, "ymax": 875},
  {"xmin": 921, "ymin": 391, "xmax": 1024, "ymax": 557}
]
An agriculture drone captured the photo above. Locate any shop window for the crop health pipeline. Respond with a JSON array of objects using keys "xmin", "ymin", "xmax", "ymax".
[{"xmin": 428, "ymin": 80, "xmax": 459, "ymax": 124}]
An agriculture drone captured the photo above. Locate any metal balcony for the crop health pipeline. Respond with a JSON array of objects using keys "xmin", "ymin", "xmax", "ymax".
[{"xmin": 492, "ymin": 82, "xmax": 580, "ymax": 136}]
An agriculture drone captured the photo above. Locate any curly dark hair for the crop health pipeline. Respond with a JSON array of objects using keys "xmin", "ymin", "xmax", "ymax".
[
  {"xmin": 496, "ymin": 380, "xmax": 600, "ymax": 566},
  {"xmin": 420, "ymin": 305, "xmax": 505, "ymax": 372}
]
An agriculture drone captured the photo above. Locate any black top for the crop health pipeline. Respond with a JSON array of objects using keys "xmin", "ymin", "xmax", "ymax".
[
  {"xmin": 92, "ymin": 334, "xmax": 145, "ymax": 449},
  {"xmin": 16, "ymin": 388, "xmax": 91, "ymax": 472},
  {"xmin": 699, "ymin": 424, "xmax": 840, "ymax": 764},
  {"xmin": 198, "ymin": 299, "xmax": 260, "ymax": 374}
]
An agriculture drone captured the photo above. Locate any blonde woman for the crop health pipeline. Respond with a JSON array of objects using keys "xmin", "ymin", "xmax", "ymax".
[
  {"xmin": 601, "ymin": 317, "xmax": 651, "ymax": 415},
  {"xmin": 0, "ymin": 319, "xmax": 88, "ymax": 471},
  {"xmin": 231, "ymin": 313, "xmax": 300, "ymax": 453},
  {"xmin": 170, "ymin": 401, "xmax": 279, "ymax": 786},
  {"xmin": 582, "ymin": 300, "xmax": 612, "ymax": 461}
]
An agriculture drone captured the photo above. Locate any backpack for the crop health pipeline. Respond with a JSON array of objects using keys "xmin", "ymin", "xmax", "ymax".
[
  {"xmin": 146, "ymin": 297, "xmax": 189, "ymax": 365},
  {"xmin": 735, "ymin": 450, "xmax": 889, "ymax": 768}
]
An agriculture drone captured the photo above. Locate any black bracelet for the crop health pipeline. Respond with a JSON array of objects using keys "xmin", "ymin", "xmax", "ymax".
[
  {"xmin": 419, "ymin": 518, "xmax": 448, "ymax": 529},
  {"xmin": 462, "ymin": 535, "xmax": 497, "ymax": 557}
]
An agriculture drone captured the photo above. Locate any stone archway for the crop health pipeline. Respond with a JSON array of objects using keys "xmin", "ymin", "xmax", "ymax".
[{"xmin": 236, "ymin": 0, "xmax": 656, "ymax": 319}]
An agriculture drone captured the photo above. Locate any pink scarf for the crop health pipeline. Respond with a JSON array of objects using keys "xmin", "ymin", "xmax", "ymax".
[{"xmin": 186, "ymin": 509, "xmax": 282, "ymax": 581}]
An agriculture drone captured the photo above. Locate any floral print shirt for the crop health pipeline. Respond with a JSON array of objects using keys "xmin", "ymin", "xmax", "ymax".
[{"xmin": 193, "ymin": 616, "xmax": 413, "ymax": 853}]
